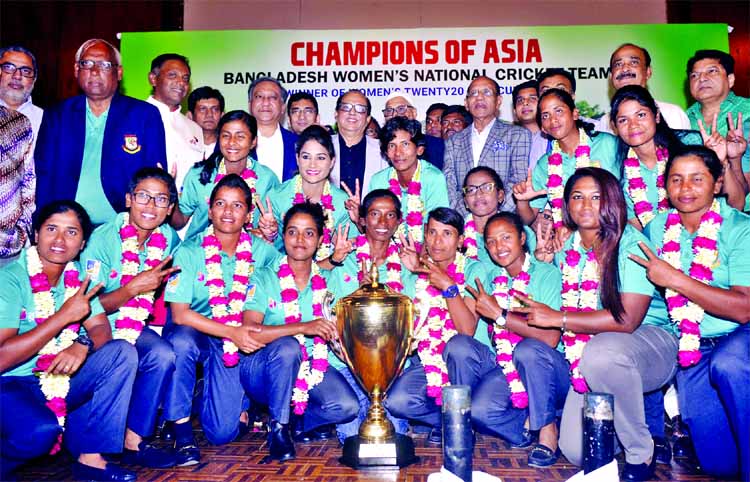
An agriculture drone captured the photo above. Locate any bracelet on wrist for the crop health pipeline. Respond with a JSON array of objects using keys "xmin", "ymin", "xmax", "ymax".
[{"xmin": 328, "ymin": 254, "xmax": 344, "ymax": 267}]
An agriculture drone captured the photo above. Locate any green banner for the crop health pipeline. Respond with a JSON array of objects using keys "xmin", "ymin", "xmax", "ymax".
[{"xmin": 121, "ymin": 24, "xmax": 728, "ymax": 124}]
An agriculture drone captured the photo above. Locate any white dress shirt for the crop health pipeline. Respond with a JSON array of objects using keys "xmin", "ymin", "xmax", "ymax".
[
  {"xmin": 471, "ymin": 118, "xmax": 496, "ymax": 166},
  {"xmin": 256, "ymin": 125, "xmax": 285, "ymax": 182}
]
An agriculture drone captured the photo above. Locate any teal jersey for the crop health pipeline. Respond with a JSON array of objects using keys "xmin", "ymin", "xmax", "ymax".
[
  {"xmin": 644, "ymin": 199, "xmax": 750, "ymax": 338},
  {"xmin": 243, "ymin": 257, "xmax": 337, "ymax": 363},
  {"xmin": 179, "ymin": 157, "xmax": 280, "ymax": 240},
  {"xmin": 483, "ymin": 256, "xmax": 563, "ymax": 351},
  {"xmin": 368, "ymin": 160, "xmax": 450, "ymax": 238},
  {"xmin": 80, "ymin": 212, "xmax": 181, "ymax": 329},
  {"xmin": 266, "ymin": 176, "xmax": 354, "ymax": 252},
  {"xmin": 530, "ymin": 132, "xmax": 620, "ymax": 210},
  {"xmin": 621, "ymin": 132, "xmax": 703, "ymax": 224},
  {"xmin": 164, "ymin": 227, "xmax": 280, "ymax": 318},
  {"xmin": 553, "ymin": 226, "xmax": 661, "ymax": 331},
  {"xmin": 75, "ymin": 104, "xmax": 116, "ymax": 224},
  {"xmin": 0, "ymin": 249, "xmax": 105, "ymax": 377}
]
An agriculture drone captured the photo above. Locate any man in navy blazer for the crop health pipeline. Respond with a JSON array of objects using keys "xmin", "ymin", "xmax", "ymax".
[
  {"xmin": 247, "ymin": 77, "xmax": 298, "ymax": 182},
  {"xmin": 35, "ymin": 39, "xmax": 166, "ymax": 224}
]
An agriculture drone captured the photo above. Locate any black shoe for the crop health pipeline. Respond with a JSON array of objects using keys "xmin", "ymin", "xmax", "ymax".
[
  {"xmin": 510, "ymin": 428, "xmax": 534, "ymax": 449},
  {"xmin": 426, "ymin": 427, "xmax": 442, "ymax": 446},
  {"xmin": 527, "ymin": 443, "xmax": 560, "ymax": 468},
  {"xmin": 293, "ymin": 424, "xmax": 334, "ymax": 443},
  {"xmin": 670, "ymin": 416, "xmax": 694, "ymax": 459},
  {"xmin": 122, "ymin": 440, "xmax": 177, "ymax": 468},
  {"xmin": 652, "ymin": 436, "xmax": 672, "ymax": 465},
  {"xmin": 155, "ymin": 420, "xmax": 173, "ymax": 441},
  {"xmin": 71, "ymin": 462, "xmax": 136, "ymax": 481},
  {"xmin": 174, "ymin": 441, "xmax": 200, "ymax": 467},
  {"xmin": 266, "ymin": 420, "xmax": 295, "ymax": 462},
  {"xmin": 621, "ymin": 454, "xmax": 657, "ymax": 481}
]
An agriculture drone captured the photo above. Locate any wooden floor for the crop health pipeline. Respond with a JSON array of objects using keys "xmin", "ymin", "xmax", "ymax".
[{"xmin": 17, "ymin": 429, "xmax": 723, "ymax": 482}]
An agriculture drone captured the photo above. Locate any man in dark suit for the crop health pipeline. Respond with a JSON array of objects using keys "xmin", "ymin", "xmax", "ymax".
[
  {"xmin": 247, "ymin": 77, "xmax": 297, "ymax": 182},
  {"xmin": 443, "ymin": 76, "xmax": 530, "ymax": 216},
  {"xmin": 35, "ymin": 38, "xmax": 166, "ymax": 225}
]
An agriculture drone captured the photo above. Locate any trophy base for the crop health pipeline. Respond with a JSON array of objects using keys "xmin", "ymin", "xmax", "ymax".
[{"xmin": 340, "ymin": 434, "xmax": 419, "ymax": 469}]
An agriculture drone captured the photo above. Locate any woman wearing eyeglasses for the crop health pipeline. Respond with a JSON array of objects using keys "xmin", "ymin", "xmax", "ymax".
[
  {"xmin": 514, "ymin": 88, "xmax": 620, "ymax": 230},
  {"xmin": 461, "ymin": 166, "xmax": 506, "ymax": 266},
  {"xmin": 171, "ymin": 110, "xmax": 280, "ymax": 240},
  {"xmin": 79, "ymin": 167, "xmax": 181, "ymax": 469},
  {"xmin": 367, "ymin": 117, "xmax": 450, "ymax": 249}
]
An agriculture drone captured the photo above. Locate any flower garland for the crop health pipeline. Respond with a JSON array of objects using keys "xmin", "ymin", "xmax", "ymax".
[
  {"xmin": 412, "ymin": 253, "xmax": 466, "ymax": 406},
  {"xmin": 277, "ymin": 256, "xmax": 330, "ymax": 414},
  {"xmin": 662, "ymin": 199, "xmax": 722, "ymax": 367},
  {"xmin": 214, "ymin": 158, "xmax": 259, "ymax": 225},
  {"xmin": 202, "ymin": 226, "xmax": 254, "ymax": 367},
  {"xmin": 491, "ymin": 254, "xmax": 531, "ymax": 408},
  {"xmin": 560, "ymin": 232, "xmax": 599, "ymax": 393},
  {"xmin": 624, "ymin": 147, "xmax": 669, "ymax": 227},
  {"xmin": 389, "ymin": 161, "xmax": 424, "ymax": 248},
  {"xmin": 113, "ymin": 214, "xmax": 167, "ymax": 344},
  {"xmin": 292, "ymin": 175, "xmax": 334, "ymax": 260},
  {"xmin": 463, "ymin": 215, "xmax": 479, "ymax": 260},
  {"xmin": 27, "ymin": 246, "xmax": 82, "ymax": 454},
  {"xmin": 354, "ymin": 235, "xmax": 403, "ymax": 292},
  {"xmin": 546, "ymin": 128, "xmax": 598, "ymax": 229}
]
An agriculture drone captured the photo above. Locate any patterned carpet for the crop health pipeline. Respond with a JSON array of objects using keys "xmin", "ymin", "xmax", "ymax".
[{"xmin": 17, "ymin": 430, "xmax": 721, "ymax": 482}]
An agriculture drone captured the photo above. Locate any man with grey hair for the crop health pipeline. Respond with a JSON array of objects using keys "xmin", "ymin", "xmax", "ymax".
[
  {"xmin": 0, "ymin": 45, "xmax": 43, "ymax": 146},
  {"xmin": 35, "ymin": 38, "xmax": 166, "ymax": 225},
  {"xmin": 247, "ymin": 76, "xmax": 297, "ymax": 182}
]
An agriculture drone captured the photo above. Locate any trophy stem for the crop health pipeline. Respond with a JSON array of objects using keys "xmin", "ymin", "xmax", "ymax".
[{"xmin": 358, "ymin": 386, "xmax": 395, "ymax": 444}]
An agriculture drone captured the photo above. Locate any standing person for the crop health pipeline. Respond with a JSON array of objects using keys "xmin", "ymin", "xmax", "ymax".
[
  {"xmin": 611, "ymin": 85, "xmax": 704, "ymax": 230},
  {"xmin": 637, "ymin": 146, "xmax": 750, "ymax": 481},
  {"xmin": 0, "ymin": 106, "xmax": 34, "ymax": 266},
  {"xmin": 80, "ymin": 167, "xmax": 181, "ymax": 468},
  {"xmin": 513, "ymin": 88, "xmax": 619, "ymax": 228},
  {"xmin": 466, "ymin": 212, "xmax": 566, "ymax": 467},
  {"xmin": 258, "ymin": 125, "xmax": 354, "ymax": 260},
  {"xmin": 0, "ymin": 201, "xmax": 138, "ymax": 481},
  {"xmin": 443, "ymin": 76, "xmax": 530, "ymax": 215},
  {"xmin": 522, "ymin": 168, "xmax": 677, "ymax": 481},
  {"xmin": 597, "ymin": 43, "xmax": 691, "ymax": 133},
  {"xmin": 512, "ymin": 80, "xmax": 546, "ymax": 169},
  {"xmin": 171, "ymin": 110, "xmax": 279, "ymax": 239},
  {"xmin": 286, "ymin": 92, "xmax": 320, "ymax": 135},
  {"xmin": 146, "ymin": 53, "xmax": 203, "ymax": 191},
  {"xmin": 685, "ymin": 50, "xmax": 750, "ymax": 203},
  {"xmin": 240, "ymin": 202, "xmax": 358, "ymax": 462},
  {"xmin": 461, "ymin": 166, "xmax": 505, "ymax": 266},
  {"xmin": 247, "ymin": 77, "xmax": 298, "ymax": 182},
  {"xmin": 0, "ymin": 46, "xmax": 43, "ymax": 145},
  {"xmin": 382, "ymin": 92, "xmax": 444, "ymax": 170},
  {"xmin": 162, "ymin": 175, "xmax": 280, "ymax": 465},
  {"xmin": 367, "ymin": 117, "xmax": 449, "ymax": 250},
  {"xmin": 425, "ymin": 103, "xmax": 448, "ymax": 138},
  {"xmin": 187, "ymin": 86, "xmax": 225, "ymax": 159},
  {"xmin": 384, "ymin": 208, "xmax": 487, "ymax": 444},
  {"xmin": 35, "ymin": 38, "xmax": 166, "ymax": 225},
  {"xmin": 440, "ymin": 105, "xmax": 472, "ymax": 140},
  {"xmin": 329, "ymin": 90, "xmax": 386, "ymax": 193}
]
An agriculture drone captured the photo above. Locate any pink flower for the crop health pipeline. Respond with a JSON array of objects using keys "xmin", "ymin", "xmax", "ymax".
[
  {"xmin": 634, "ymin": 201, "xmax": 653, "ymax": 216},
  {"xmin": 628, "ymin": 178, "xmax": 648, "ymax": 190},
  {"xmin": 311, "ymin": 358, "xmax": 329, "ymax": 371},
  {"xmin": 405, "ymin": 211, "xmax": 423, "ymax": 227},
  {"xmin": 510, "ymin": 392, "xmax": 529, "ymax": 409},
  {"xmin": 678, "ymin": 350, "xmax": 701, "ymax": 367},
  {"xmin": 623, "ymin": 157, "xmax": 640, "ymax": 167},
  {"xmin": 407, "ymin": 181, "xmax": 421, "ymax": 195},
  {"xmin": 278, "ymin": 264, "xmax": 293, "ymax": 278},
  {"xmin": 662, "ymin": 240, "xmax": 680, "ymax": 253},
  {"xmin": 120, "ymin": 224, "xmax": 138, "ymax": 238},
  {"xmin": 280, "ymin": 289, "xmax": 298, "ymax": 303},
  {"xmin": 547, "ymin": 174, "xmax": 563, "ymax": 188},
  {"xmin": 548, "ymin": 153, "xmax": 563, "ymax": 166},
  {"xmin": 295, "ymin": 378, "xmax": 309, "ymax": 391},
  {"xmin": 678, "ymin": 320, "xmax": 701, "ymax": 335},
  {"xmin": 574, "ymin": 145, "xmax": 590, "ymax": 157},
  {"xmin": 693, "ymin": 236, "xmax": 717, "ymax": 250},
  {"xmin": 565, "ymin": 250, "xmax": 581, "ymax": 266},
  {"xmin": 293, "ymin": 193, "xmax": 306, "ymax": 205},
  {"xmin": 293, "ymin": 401, "xmax": 308, "ymax": 415},
  {"xmin": 320, "ymin": 194, "xmax": 333, "ymax": 208},
  {"xmin": 223, "ymin": 352, "xmax": 240, "ymax": 367},
  {"xmin": 550, "ymin": 197, "xmax": 563, "ymax": 209},
  {"xmin": 35, "ymin": 354, "xmax": 55, "ymax": 371},
  {"xmin": 46, "ymin": 397, "xmax": 67, "ymax": 417},
  {"xmin": 689, "ymin": 264, "xmax": 713, "ymax": 282},
  {"xmin": 201, "ymin": 236, "xmax": 222, "ymax": 248},
  {"xmin": 310, "ymin": 275, "xmax": 326, "ymax": 290},
  {"xmin": 30, "ymin": 273, "xmax": 50, "ymax": 292},
  {"xmin": 148, "ymin": 233, "xmax": 168, "ymax": 249}
]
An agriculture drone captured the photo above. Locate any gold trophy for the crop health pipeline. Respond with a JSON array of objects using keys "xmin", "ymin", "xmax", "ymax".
[{"xmin": 332, "ymin": 264, "xmax": 418, "ymax": 468}]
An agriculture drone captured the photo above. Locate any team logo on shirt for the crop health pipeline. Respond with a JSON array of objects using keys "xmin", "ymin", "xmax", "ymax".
[
  {"xmin": 166, "ymin": 273, "xmax": 180, "ymax": 293},
  {"xmin": 246, "ymin": 284, "xmax": 256, "ymax": 302},
  {"xmin": 85, "ymin": 259, "xmax": 102, "ymax": 280},
  {"xmin": 122, "ymin": 134, "xmax": 141, "ymax": 154}
]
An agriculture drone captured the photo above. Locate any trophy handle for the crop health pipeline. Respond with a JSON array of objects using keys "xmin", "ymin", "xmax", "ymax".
[{"xmin": 331, "ymin": 300, "xmax": 354, "ymax": 369}]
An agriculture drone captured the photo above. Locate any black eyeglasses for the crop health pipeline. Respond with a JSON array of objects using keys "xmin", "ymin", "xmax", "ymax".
[
  {"xmin": 383, "ymin": 105, "xmax": 414, "ymax": 116},
  {"xmin": 132, "ymin": 191, "xmax": 171, "ymax": 208},
  {"xmin": 78, "ymin": 59, "xmax": 117, "ymax": 71},
  {"xmin": 338, "ymin": 103, "xmax": 368, "ymax": 114},
  {"xmin": 0, "ymin": 62, "xmax": 34, "ymax": 78}
]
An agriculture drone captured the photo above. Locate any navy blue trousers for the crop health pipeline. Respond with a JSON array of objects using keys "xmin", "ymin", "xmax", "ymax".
[
  {"xmin": 677, "ymin": 324, "xmax": 750, "ymax": 480},
  {"xmin": 240, "ymin": 336, "xmax": 358, "ymax": 431},
  {"xmin": 128, "ymin": 327, "xmax": 175, "ymax": 437},
  {"xmin": 385, "ymin": 335, "xmax": 495, "ymax": 431},
  {"xmin": 163, "ymin": 322, "xmax": 246, "ymax": 445},
  {"xmin": 0, "ymin": 340, "xmax": 137, "ymax": 478},
  {"xmin": 473, "ymin": 338, "xmax": 568, "ymax": 445}
]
